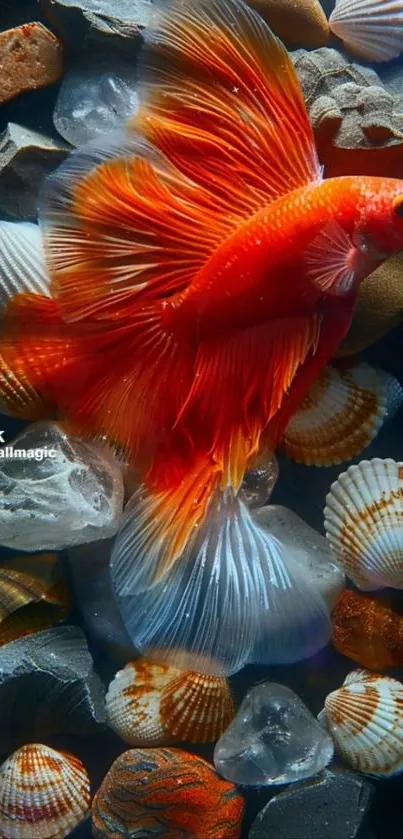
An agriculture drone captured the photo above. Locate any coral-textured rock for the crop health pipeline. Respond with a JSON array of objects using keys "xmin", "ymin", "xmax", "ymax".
[
  {"xmin": 53, "ymin": 52, "xmax": 139, "ymax": 146},
  {"xmin": 92, "ymin": 747, "xmax": 243, "ymax": 838},
  {"xmin": 0, "ymin": 422, "xmax": 124, "ymax": 551},
  {"xmin": 40, "ymin": 0, "xmax": 154, "ymax": 54},
  {"xmin": 0, "ymin": 123, "xmax": 69, "ymax": 219},
  {"xmin": 0, "ymin": 625, "xmax": 106, "ymax": 753},
  {"xmin": 337, "ymin": 252, "xmax": 403, "ymax": 357},
  {"xmin": 332, "ymin": 590, "xmax": 403, "ymax": 671},
  {"xmin": 0, "ymin": 23, "xmax": 63, "ymax": 106},
  {"xmin": 247, "ymin": 0, "xmax": 329, "ymax": 48}
]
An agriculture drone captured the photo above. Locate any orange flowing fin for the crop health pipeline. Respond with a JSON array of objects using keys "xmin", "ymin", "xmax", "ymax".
[
  {"xmin": 40, "ymin": 129, "xmax": 239, "ymax": 324},
  {"xmin": 135, "ymin": 0, "xmax": 321, "ymax": 217},
  {"xmin": 110, "ymin": 468, "xmax": 331, "ymax": 676},
  {"xmin": 175, "ymin": 315, "xmax": 322, "ymax": 489},
  {"xmin": 0, "ymin": 293, "xmax": 88, "ymax": 420}
]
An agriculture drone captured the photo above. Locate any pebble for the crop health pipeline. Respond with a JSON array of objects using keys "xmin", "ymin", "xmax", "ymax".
[
  {"xmin": 0, "ymin": 23, "xmax": 63, "ymax": 106},
  {"xmin": 92, "ymin": 747, "xmax": 244, "ymax": 838},
  {"xmin": 53, "ymin": 52, "xmax": 139, "ymax": 146},
  {"xmin": 252, "ymin": 505, "xmax": 345, "ymax": 611},
  {"xmin": 40, "ymin": 0, "xmax": 154, "ymax": 53},
  {"xmin": 247, "ymin": 0, "xmax": 329, "ymax": 48},
  {"xmin": 0, "ymin": 123, "xmax": 69, "ymax": 219},
  {"xmin": 214, "ymin": 682, "xmax": 334, "ymax": 787},
  {"xmin": 248, "ymin": 768, "xmax": 373, "ymax": 839},
  {"xmin": 0, "ymin": 625, "xmax": 106, "ymax": 752},
  {"xmin": 0, "ymin": 422, "xmax": 124, "ymax": 552}
]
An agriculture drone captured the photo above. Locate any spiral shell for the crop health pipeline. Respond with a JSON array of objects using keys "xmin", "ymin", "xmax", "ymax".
[
  {"xmin": 0, "ymin": 743, "xmax": 91, "ymax": 838},
  {"xmin": 106, "ymin": 659, "xmax": 235, "ymax": 745},
  {"xmin": 319, "ymin": 669, "xmax": 403, "ymax": 777},
  {"xmin": 283, "ymin": 363, "xmax": 400, "ymax": 466},
  {"xmin": 332, "ymin": 590, "xmax": 403, "ymax": 670},
  {"xmin": 0, "ymin": 553, "xmax": 71, "ymax": 646},
  {"xmin": 92, "ymin": 747, "xmax": 243, "ymax": 839},
  {"xmin": 324, "ymin": 458, "xmax": 403, "ymax": 590},
  {"xmin": 329, "ymin": 0, "xmax": 403, "ymax": 62}
]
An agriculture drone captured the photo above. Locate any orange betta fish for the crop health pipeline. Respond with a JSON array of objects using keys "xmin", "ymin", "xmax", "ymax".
[{"xmin": 1, "ymin": 0, "xmax": 403, "ymax": 675}]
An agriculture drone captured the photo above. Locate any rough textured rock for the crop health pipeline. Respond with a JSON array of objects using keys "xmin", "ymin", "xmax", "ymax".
[
  {"xmin": 248, "ymin": 768, "xmax": 373, "ymax": 839},
  {"xmin": 0, "ymin": 422, "xmax": 124, "ymax": 551},
  {"xmin": 40, "ymin": 0, "xmax": 154, "ymax": 54},
  {"xmin": 248, "ymin": 0, "xmax": 329, "ymax": 48},
  {"xmin": 0, "ymin": 123, "xmax": 69, "ymax": 219},
  {"xmin": 214, "ymin": 682, "xmax": 334, "ymax": 787},
  {"xmin": 53, "ymin": 52, "xmax": 138, "ymax": 146},
  {"xmin": 0, "ymin": 23, "xmax": 63, "ymax": 106},
  {"xmin": 292, "ymin": 48, "xmax": 403, "ymax": 149},
  {"xmin": 0, "ymin": 625, "xmax": 106, "ymax": 753}
]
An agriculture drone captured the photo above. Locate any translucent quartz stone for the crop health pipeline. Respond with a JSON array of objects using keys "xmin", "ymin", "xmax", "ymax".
[
  {"xmin": 53, "ymin": 53, "xmax": 139, "ymax": 146},
  {"xmin": 0, "ymin": 422, "xmax": 124, "ymax": 550},
  {"xmin": 240, "ymin": 455, "xmax": 279, "ymax": 508},
  {"xmin": 252, "ymin": 504, "xmax": 345, "ymax": 610},
  {"xmin": 214, "ymin": 682, "xmax": 334, "ymax": 787}
]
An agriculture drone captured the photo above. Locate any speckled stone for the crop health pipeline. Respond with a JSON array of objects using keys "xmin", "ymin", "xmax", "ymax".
[
  {"xmin": 40, "ymin": 0, "xmax": 154, "ymax": 53},
  {"xmin": 0, "ymin": 23, "xmax": 63, "ymax": 105},
  {"xmin": 248, "ymin": 768, "xmax": 373, "ymax": 838}
]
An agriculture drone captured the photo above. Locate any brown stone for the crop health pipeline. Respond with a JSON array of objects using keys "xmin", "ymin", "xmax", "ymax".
[
  {"xmin": 247, "ymin": 0, "xmax": 329, "ymax": 48},
  {"xmin": 0, "ymin": 22, "xmax": 63, "ymax": 105}
]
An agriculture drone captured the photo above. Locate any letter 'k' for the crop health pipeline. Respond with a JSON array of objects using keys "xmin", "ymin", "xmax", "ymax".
[{"xmin": 0, "ymin": 432, "xmax": 5, "ymax": 443}]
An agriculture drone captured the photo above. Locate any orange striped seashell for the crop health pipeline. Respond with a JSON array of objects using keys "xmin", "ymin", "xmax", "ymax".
[
  {"xmin": 0, "ymin": 743, "xmax": 91, "ymax": 838},
  {"xmin": 283, "ymin": 363, "xmax": 400, "ymax": 466},
  {"xmin": 318, "ymin": 670, "xmax": 403, "ymax": 777},
  {"xmin": 106, "ymin": 658, "xmax": 235, "ymax": 745},
  {"xmin": 332, "ymin": 590, "xmax": 403, "ymax": 670},
  {"xmin": 0, "ymin": 553, "xmax": 71, "ymax": 646},
  {"xmin": 92, "ymin": 747, "xmax": 244, "ymax": 839}
]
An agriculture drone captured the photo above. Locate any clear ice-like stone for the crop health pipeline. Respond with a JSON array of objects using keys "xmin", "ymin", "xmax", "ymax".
[
  {"xmin": 214, "ymin": 682, "xmax": 334, "ymax": 787},
  {"xmin": 240, "ymin": 455, "xmax": 279, "ymax": 508},
  {"xmin": 53, "ymin": 53, "xmax": 139, "ymax": 146},
  {"xmin": 0, "ymin": 422, "xmax": 124, "ymax": 550},
  {"xmin": 252, "ymin": 505, "xmax": 345, "ymax": 610}
]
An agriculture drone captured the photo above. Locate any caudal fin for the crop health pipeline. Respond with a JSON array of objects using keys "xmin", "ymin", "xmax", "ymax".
[{"xmin": 110, "ymin": 469, "xmax": 331, "ymax": 676}]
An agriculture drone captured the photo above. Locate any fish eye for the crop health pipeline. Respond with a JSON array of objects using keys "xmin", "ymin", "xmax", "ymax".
[{"xmin": 393, "ymin": 195, "xmax": 403, "ymax": 217}]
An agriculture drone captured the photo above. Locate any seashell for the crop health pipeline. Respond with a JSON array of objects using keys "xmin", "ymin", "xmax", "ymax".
[
  {"xmin": 324, "ymin": 458, "xmax": 403, "ymax": 590},
  {"xmin": 106, "ymin": 658, "xmax": 235, "ymax": 745},
  {"xmin": 329, "ymin": 0, "xmax": 403, "ymax": 63},
  {"xmin": 0, "ymin": 553, "xmax": 71, "ymax": 646},
  {"xmin": 92, "ymin": 747, "xmax": 244, "ymax": 839},
  {"xmin": 332, "ymin": 589, "xmax": 403, "ymax": 670},
  {"xmin": 318, "ymin": 669, "xmax": 403, "ymax": 777},
  {"xmin": 283, "ymin": 363, "xmax": 398, "ymax": 466},
  {"xmin": 0, "ymin": 221, "xmax": 50, "ymax": 308},
  {"xmin": 0, "ymin": 743, "xmax": 91, "ymax": 838}
]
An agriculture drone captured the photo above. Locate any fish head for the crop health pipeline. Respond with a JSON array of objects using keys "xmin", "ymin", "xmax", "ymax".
[{"xmin": 353, "ymin": 180, "xmax": 403, "ymax": 272}]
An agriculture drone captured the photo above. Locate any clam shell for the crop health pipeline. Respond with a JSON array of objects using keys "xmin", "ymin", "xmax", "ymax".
[
  {"xmin": 319, "ymin": 669, "xmax": 403, "ymax": 777},
  {"xmin": 0, "ymin": 553, "xmax": 71, "ymax": 646},
  {"xmin": 0, "ymin": 221, "xmax": 50, "ymax": 308},
  {"xmin": 329, "ymin": 0, "xmax": 403, "ymax": 62},
  {"xmin": 0, "ymin": 743, "xmax": 90, "ymax": 838},
  {"xmin": 106, "ymin": 659, "xmax": 235, "ymax": 745},
  {"xmin": 324, "ymin": 458, "xmax": 403, "ymax": 590},
  {"xmin": 283, "ymin": 363, "xmax": 392, "ymax": 466}
]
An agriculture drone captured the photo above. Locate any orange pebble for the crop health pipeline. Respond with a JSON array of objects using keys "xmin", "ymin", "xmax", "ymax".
[
  {"xmin": 332, "ymin": 590, "xmax": 403, "ymax": 670},
  {"xmin": 92, "ymin": 747, "xmax": 244, "ymax": 839}
]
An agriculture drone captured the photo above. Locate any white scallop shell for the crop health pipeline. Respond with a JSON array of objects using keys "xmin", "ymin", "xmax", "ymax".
[
  {"xmin": 329, "ymin": 0, "xmax": 403, "ymax": 62},
  {"xmin": 0, "ymin": 743, "xmax": 90, "ymax": 839},
  {"xmin": 318, "ymin": 669, "xmax": 403, "ymax": 777},
  {"xmin": 0, "ymin": 221, "xmax": 50, "ymax": 307},
  {"xmin": 106, "ymin": 661, "xmax": 175, "ymax": 746},
  {"xmin": 283, "ymin": 363, "xmax": 393, "ymax": 466},
  {"xmin": 324, "ymin": 458, "xmax": 403, "ymax": 590}
]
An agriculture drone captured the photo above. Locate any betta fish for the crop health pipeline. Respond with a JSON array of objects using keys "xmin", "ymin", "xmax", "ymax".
[{"xmin": 1, "ymin": 0, "xmax": 403, "ymax": 675}]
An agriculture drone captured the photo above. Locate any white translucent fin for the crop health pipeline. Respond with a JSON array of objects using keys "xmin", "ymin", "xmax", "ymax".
[
  {"xmin": 110, "ymin": 488, "xmax": 331, "ymax": 676},
  {"xmin": 305, "ymin": 222, "xmax": 357, "ymax": 296},
  {"xmin": 0, "ymin": 221, "xmax": 50, "ymax": 306}
]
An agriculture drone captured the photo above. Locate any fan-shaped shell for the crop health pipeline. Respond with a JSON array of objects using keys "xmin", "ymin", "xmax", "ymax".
[
  {"xmin": 106, "ymin": 659, "xmax": 235, "ymax": 745},
  {"xmin": 283, "ymin": 364, "xmax": 397, "ymax": 466},
  {"xmin": 0, "ymin": 553, "xmax": 71, "ymax": 646},
  {"xmin": 0, "ymin": 743, "xmax": 91, "ymax": 838},
  {"xmin": 329, "ymin": 0, "xmax": 403, "ymax": 62},
  {"xmin": 324, "ymin": 458, "xmax": 403, "ymax": 590},
  {"xmin": 319, "ymin": 669, "xmax": 403, "ymax": 776},
  {"xmin": 0, "ymin": 221, "xmax": 50, "ymax": 308}
]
